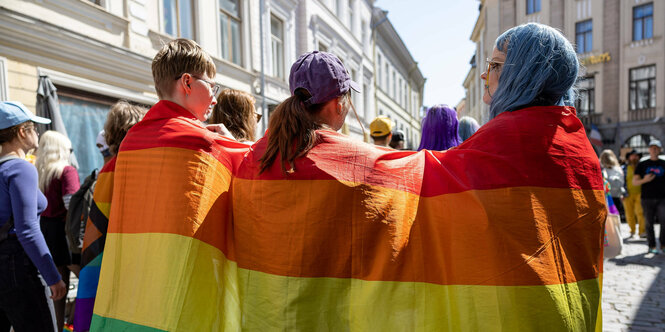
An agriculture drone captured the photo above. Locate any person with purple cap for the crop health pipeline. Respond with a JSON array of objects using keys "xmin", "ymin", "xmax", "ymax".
[
  {"xmin": 259, "ymin": 50, "xmax": 361, "ymax": 173},
  {"xmin": 0, "ymin": 101, "xmax": 66, "ymax": 332}
]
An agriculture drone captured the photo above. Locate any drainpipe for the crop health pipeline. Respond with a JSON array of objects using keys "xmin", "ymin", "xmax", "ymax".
[{"xmin": 259, "ymin": 0, "xmax": 268, "ymax": 133}]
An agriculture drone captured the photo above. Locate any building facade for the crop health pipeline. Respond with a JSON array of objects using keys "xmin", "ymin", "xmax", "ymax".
[
  {"xmin": 372, "ymin": 7, "xmax": 425, "ymax": 149},
  {"xmin": 463, "ymin": 0, "xmax": 665, "ymax": 156},
  {"xmin": 0, "ymin": 0, "xmax": 424, "ymax": 179}
]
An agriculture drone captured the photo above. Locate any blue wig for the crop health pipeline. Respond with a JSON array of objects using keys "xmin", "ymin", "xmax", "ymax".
[
  {"xmin": 458, "ymin": 116, "xmax": 480, "ymax": 141},
  {"xmin": 418, "ymin": 105, "xmax": 461, "ymax": 151},
  {"xmin": 489, "ymin": 23, "xmax": 579, "ymax": 118}
]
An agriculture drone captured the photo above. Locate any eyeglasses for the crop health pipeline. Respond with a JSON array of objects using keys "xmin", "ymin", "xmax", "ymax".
[
  {"xmin": 255, "ymin": 112, "xmax": 263, "ymax": 123},
  {"xmin": 486, "ymin": 58, "xmax": 504, "ymax": 75},
  {"xmin": 175, "ymin": 74, "xmax": 222, "ymax": 98}
]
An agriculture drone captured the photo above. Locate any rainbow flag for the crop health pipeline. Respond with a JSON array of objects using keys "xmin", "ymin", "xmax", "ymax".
[
  {"xmin": 92, "ymin": 104, "xmax": 606, "ymax": 331},
  {"xmin": 74, "ymin": 157, "xmax": 115, "ymax": 332}
]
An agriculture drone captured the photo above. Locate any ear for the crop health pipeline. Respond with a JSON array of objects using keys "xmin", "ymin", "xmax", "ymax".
[{"xmin": 180, "ymin": 73, "xmax": 192, "ymax": 95}]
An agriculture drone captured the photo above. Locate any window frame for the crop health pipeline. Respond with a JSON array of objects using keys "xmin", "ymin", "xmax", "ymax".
[
  {"xmin": 218, "ymin": 0, "xmax": 243, "ymax": 66},
  {"xmin": 575, "ymin": 76, "xmax": 595, "ymax": 116},
  {"xmin": 526, "ymin": 0, "xmax": 541, "ymax": 15},
  {"xmin": 633, "ymin": 3, "xmax": 654, "ymax": 41},
  {"xmin": 270, "ymin": 13, "xmax": 285, "ymax": 80},
  {"xmin": 575, "ymin": 19, "xmax": 593, "ymax": 54},
  {"xmin": 162, "ymin": 0, "xmax": 196, "ymax": 40},
  {"xmin": 629, "ymin": 65, "xmax": 656, "ymax": 111}
]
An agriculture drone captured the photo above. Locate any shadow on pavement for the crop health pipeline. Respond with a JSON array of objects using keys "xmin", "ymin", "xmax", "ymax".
[{"xmin": 610, "ymin": 235, "xmax": 665, "ymax": 329}]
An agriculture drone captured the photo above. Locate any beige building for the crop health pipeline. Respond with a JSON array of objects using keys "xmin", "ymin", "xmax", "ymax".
[
  {"xmin": 0, "ymin": 0, "xmax": 425, "ymax": 181},
  {"xmin": 463, "ymin": 0, "xmax": 665, "ymax": 155}
]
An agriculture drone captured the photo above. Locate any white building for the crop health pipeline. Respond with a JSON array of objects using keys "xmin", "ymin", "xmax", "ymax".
[
  {"xmin": 293, "ymin": 0, "xmax": 374, "ymax": 141},
  {"xmin": 372, "ymin": 7, "xmax": 425, "ymax": 149},
  {"xmin": 0, "ymin": 0, "xmax": 424, "ymax": 178}
]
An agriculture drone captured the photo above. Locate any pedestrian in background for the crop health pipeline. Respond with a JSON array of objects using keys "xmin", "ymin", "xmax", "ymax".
[
  {"xmin": 623, "ymin": 149, "xmax": 646, "ymax": 238},
  {"xmin": 458, "ymin": 116, "xmax": 480, "ymax": 141},
  {"xmin": 633, "ymin": 139, "xmax": 665, "ymax": 254},
  {"xmin": 417, "ymin": 104, "xmax": 461, "ymax": 151},
  {"xmin": 209, "ymin": 89, "xmax": 259, "ymax": 143},
  {"xmin": 369, "ymin": 116, "xmax": 393, "ymax": 148},
  {"xmin": 600, "ymin": 149, "xmax": 625, "ymax": 222},
  {"xmin": 35, "ymin": 130, "xmax": 80, "ymax": 331},
  {"xmin": 0, "ymin": 101, "xmax": 66, "ymax": 332},
  {"xmin": 389, "ymin": 130, "xmax": 405, "ymax": 149},
  {"xmin": 74, "ymin": 101, "xmax": 146, "ymax": 332}
]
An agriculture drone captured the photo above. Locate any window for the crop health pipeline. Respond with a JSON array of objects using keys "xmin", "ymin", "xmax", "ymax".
[
  {"xmin": 392, "ymin": 71, "xmax": 396, "ymax": 99},
  {"xmin": 318, "ymin": 42, "xmax": 328, "ymax": 52},
  {"xmin": 384, "ymin": 63, "xmax": 389, "ymax": 91},
  {"xmin": 526, "ymin": 0, "xmax": 541, "ymax": 15},
  {"xmin": 219, "ymin": 0, "xmax": 241, "ymax": 65},
  {"xmin": 363, "ymin": 83, "xmax": 369, "ymax": 118},
  {"xmin": 270, "ymin": 15, "xmax": 284, "ymax": 79},
  {"xmin": 163, "ymin": 0, "xmax": 194, "ymax": 39},
  {"xmin": 629, "ymin": 65, "xmax": 656, "ymax": 111},
  {"xmin": 347, "ymin": 0, "xmax": 354, "ymax": 29},
  {"xmin": 575, "ymin": 20, "xmax": 592, "ymax": 54},
  {"xmin": 377, "ymin": 55, "xmax": 382, "ymax": 87},
  {"xmin": 633, "ymin": 3, "xmax": 653, "ymax": 41},
  {"xmin": 575, "ymin": 77, "xmax": 595, "ymax": 116},
  {"xmin": 361, "ymin": 20, "xmax": 367, "ymax": 45}
]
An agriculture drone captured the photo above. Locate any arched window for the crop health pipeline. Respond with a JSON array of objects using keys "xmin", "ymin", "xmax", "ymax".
[{"xmin": 624, "ymin": 133, "xmax": 658, "ymax": 156}]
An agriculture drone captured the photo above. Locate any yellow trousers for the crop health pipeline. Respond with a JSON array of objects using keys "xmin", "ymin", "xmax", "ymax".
[{"xmin": 624, "ymin": 193, "xmax": 645, "ymax": 235}]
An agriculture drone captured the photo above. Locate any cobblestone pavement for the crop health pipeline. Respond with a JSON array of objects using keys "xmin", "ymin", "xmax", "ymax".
[{"xmin": 603, "ymin": 223, "xmax": 665, "ymax": 331}]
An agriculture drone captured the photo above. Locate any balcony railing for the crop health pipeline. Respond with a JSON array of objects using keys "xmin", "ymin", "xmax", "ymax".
[
  {"xmin": 628, "ymin": 108, "xmax": 656, "ymax": 122},
  {"xmin": 577, "ymin": 113, "xmax": 602, "ymax": 126}
]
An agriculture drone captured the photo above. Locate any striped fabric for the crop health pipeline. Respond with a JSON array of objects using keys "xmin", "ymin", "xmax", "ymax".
[
  {"xmin": 92, "ymin": 103, "xmax": 606, "ymax": 331},
  {"xmin": 73, "ymin": 157, "xmax": 116, "ymax": 332}
]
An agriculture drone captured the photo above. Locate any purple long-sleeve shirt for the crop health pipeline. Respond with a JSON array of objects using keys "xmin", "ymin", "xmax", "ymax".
[{"xmin": 0, "ymin": 158, "xmax": 61, "ymax": 285}]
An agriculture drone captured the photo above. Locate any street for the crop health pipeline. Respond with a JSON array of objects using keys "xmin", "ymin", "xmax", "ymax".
[{"xmin": 603, "ymin": 223, "xmax": 665, "ymax": 331}]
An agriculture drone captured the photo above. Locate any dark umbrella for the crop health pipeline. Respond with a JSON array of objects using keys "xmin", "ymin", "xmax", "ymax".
[{"xmin": 36, "ymin": 75, "xmax": 79, "ymax": 168}]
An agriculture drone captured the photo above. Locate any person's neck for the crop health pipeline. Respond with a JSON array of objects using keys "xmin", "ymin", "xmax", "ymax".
[
  {"xmin": 0, "ymin": 143, "xmax": 26, "ymax": 159},
  {"xmin": 651, "ymin": 155, "xmax": 660, "ymax": 161},
  {"xmin": 373, "ymin": 140, "xmax": 389, "ymax": 147}
]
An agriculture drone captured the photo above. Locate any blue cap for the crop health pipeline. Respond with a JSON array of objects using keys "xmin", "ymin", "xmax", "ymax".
[
  {"xmin": 289, "ymin": 51, "xmax": 360, "ymax": 105},
  {"xmin": 0, "ymin": 101, "xmax": 51, "ymax": 130}
]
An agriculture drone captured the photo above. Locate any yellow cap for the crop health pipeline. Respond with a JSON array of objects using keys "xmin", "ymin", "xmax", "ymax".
[{"xmin": 369, "ymin": 116, "xmax": 393, "ymax": 137}]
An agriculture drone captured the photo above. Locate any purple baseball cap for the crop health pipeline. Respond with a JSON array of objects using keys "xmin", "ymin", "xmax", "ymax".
[{"xmin": 289, "ymin": 51, "xmax": 360, "ymax": 105}]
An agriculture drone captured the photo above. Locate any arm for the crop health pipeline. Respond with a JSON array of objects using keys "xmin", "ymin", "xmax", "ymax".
[
  {"xmin": 633, "ymin": 173, "xmax": 655, "ymax": 186},
  {"xmin": 9, "ymin": 162, "xmax": 62, "ymax": 286}
]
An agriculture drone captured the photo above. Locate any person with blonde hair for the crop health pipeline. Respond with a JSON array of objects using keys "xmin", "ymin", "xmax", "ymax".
[
  {"xmin": 209, "ymin": 89, "xmax": 259, "ymax": 143},
  {"xmin": 0, "ymin": 102, "xmax": 66, "ymax": 332},
  {"xmin": 600, "ymin": 149, "xmax": 625, "ymax": 221},
  {"xmin": 35, "ymin": 130, "xmax": 80, "ymax": 331}
]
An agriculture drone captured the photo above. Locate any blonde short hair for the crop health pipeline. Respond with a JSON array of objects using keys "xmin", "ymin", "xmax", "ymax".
[
  {"xmin": 104, "ymin": 101, "xmax": 148, "ymax": 155},
  {"xmin": 151, "ymin": 39, "xmax": 216, "ymax": 99}
]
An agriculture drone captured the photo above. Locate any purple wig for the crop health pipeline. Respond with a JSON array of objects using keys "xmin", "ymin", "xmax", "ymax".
[{"xmin": 417, "ymin": 105, "xmax": 461, "ymax": 151}]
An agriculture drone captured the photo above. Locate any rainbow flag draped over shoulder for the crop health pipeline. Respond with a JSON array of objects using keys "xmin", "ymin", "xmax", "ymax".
[
  {"xmin": 74, "ymin": 157, "xmax": 116, "ymax": 332},
  {"xmin": 91, "ymin": 101, "xmax": 249, "ymax": 331},
  {"xmin": 93, "ymin": 104, "xmax": 606, "ymax": 331}
]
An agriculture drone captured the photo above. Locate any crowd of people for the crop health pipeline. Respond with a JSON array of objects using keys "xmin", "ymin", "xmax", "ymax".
[
  {"xmin": 0, "ymin": 22, "xmax": 620, "ymax": 331},
  {"xmin": 600, "ymin": 143, "xmax": 665, "ymax": 255}
]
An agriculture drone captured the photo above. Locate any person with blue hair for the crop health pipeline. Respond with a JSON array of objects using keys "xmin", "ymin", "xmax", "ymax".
[
  {"xmin": 458, "ymin": 116, "xmax": 480, "ymax": 141},
  {"xmin": 480, "ymin": 23, "xmax": 578, "ymax": 117},
  {"xmin": 417, "ymin": 104, "xmax": 461, "ymax": 151}
]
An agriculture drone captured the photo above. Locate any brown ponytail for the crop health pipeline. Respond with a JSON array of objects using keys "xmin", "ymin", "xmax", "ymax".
[{"xmin": 259, "ymin": 89, "xmax": 325, "ymax": 174}]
